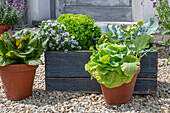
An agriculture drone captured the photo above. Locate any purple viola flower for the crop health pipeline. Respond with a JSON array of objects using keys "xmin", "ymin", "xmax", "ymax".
[
  {"xmin": 46, "ymin": 32, "xmax": 49, "ymax": 37},
  {"xmin": 49, "ymin": 43, "xmax": 53, "ymax": 48},
  {"xmin": 71, "ymin": 40, "xmax": 75, "ymax": 43},
  {"xmin": 6, "ymin": 8, "xmax": 8, "ymax": 11},
  {"xmin": 48, "ymin": 23, "xmax": 52, "ymax": 27},
  {"xmin": 51, "ymin": 30, "xmax": 55, "ymax": 35},
  {"xmin": 55, "ymin": 37, "xmax": 60, "ymax": 42},
  {"xmin": 71, "ymin": 45, "xmax": 75, "ymax": 48},
  {"xmin": 68, "ymin": 40, "xmax": 71, "ymax": 45},
  {"xmin": 15, "ymin": 1, "xmax": 18, "ymax": 3},
  {"xmin": 41, "ymin": 31, "xmax": 44, "ymax": 35},
  {"xmin": 65, "ymin": 32, "xmax": 69, "ymax": 36},
  {"xmin": 75, "ymin": 42, "xmax": 79, "ymax": 45},
  {"xmin": 61, "ymin": 42, "xmax": 65, "ymax": 46},
  {"xmin": 56, "ymin": 47, "xmax": 60, "ymax": 50}
]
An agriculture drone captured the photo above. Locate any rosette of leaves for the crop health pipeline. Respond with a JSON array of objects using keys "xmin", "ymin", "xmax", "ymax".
[
  {"xmin": 39, "ymin": 20, "xmax": 81, "ymax": 51},
  {"xmin": 85, "ymin": 35, "xmax": 150, "ymax": 88},
  {"xmin": 57, "ymin": 14, "xmax": 101, "ymax": 50},
  {"xmin": 0, "ymin": 29, "xmax": 48, "ymax": 66}
]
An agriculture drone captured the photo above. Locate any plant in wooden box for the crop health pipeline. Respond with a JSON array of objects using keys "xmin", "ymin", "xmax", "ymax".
[
  {"xmin": 40, "ymin": 15, "xmax": 102, "ymax": 92},
  {"xmin": 93, "ymin": 19, "xmax": 161, "ymax": 94},
  {"xmin": 85, "ymin": 35, "xmax": 151, "ymax": 105},
  {"xmin": 0, "ymin": 29, "xmax": 48, "ymax": 100},
  {"xmin": 0, "ymin": 0, "xmax": 28, "ymax": 34}
]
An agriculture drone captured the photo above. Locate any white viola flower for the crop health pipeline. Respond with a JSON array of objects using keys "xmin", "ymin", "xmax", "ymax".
[
  {"xmin": 47, "ymin": 20, "xmax": 52, "ymax": 23},
  {"xmin": 44, "ymin": 25, "xmax": 48, "ymax": 29},
  {"xmin": 52, "ymin": 23, "xmax": 57, "ymax": 26},
  {"xmin": 64, "ymin": 38, "xmax": 69, "ymax": 42},
  {"xmin": 15, "ymin": 36, "xmax": 20, "ymax": 39},
  {"xmin": 71, "ymin": 36, "xmax": 75, "ymax": 39}
]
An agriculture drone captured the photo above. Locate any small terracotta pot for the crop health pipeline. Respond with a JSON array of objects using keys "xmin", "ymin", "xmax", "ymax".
[
  {"xmin": 101, "ymin": 70, "xmax": 140, "ymax": 105},
  {"xmin": 0, "ymin": 25, "xmax": 10, "ymax": 34},
  {"xmin": 0, "ymin": 64, "xmax": 38, "ymax": 100}
]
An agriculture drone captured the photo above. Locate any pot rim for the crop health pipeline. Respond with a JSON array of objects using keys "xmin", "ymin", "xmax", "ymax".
[
  {"xmin": 0, "ymin": 25, "xmax": 10, "ymax": 28},
  {"xmin": 0, "ymin": 64, "xmax": 38, "ymax": 72}
]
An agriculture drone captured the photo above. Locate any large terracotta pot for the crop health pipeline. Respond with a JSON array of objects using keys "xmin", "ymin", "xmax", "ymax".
[
  {"xmin": 0, "ymin": 64, "xmax": 38, "ymax": 100},
  {"xmin": 0, "ymin": 25, "xmax": 10, "ymax": 34},
  {"xmin": 100, "ymin": 70, "xmax": 140, "ymax": 105}
]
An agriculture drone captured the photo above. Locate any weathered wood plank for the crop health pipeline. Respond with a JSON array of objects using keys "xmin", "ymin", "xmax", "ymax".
[
  {"xmin": 64, "ymin": 6, "xmax": 132, "ymax": 22},
  {"xmin": 140, "ymin": 52, "xmax": 158, "ymax": 73},
  {"xmin": 45, "ymin": 51, "xmax": 158, "ymax": 78},
  {"xmin": 46, "ymin": 78, "xmax": 157, "ymax": 94},
  {"xmin": 45, "ymin": 51, "xmax": 91, "ymax": 78},
  {"xmin": 65, "ymin": 0, "xmax": 131, "ymax": 7}
]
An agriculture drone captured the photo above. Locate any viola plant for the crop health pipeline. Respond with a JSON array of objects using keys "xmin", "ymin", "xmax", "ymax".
[
  {"xmin": 0, "ymin": 29, "xmax": 48, "ymax": 66},
  {"xmin": 0, "ymin": 0, "xmax": 28, "ymax": 27},
  {"xmin": 39, "ymin": 20, "xmax": 81, "ymax": 51}
]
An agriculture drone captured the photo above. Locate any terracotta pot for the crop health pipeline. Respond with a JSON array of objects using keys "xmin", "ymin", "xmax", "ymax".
[
  {"xmin": 0, "ymin": 64, "xmax": 38, "ymax": 100},
  {"xmin": 0, "ymin": 25, "xmax": 10, "ymax": 34},
  {"xmin": 100, "ymin": 69, "xmax": 140, "ymax": 105}
]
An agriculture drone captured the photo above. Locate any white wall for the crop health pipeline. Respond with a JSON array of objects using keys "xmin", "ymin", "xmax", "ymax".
[
  {"xmin": 27, "ymin": 0, "xmax": 51, "ymax": 26},
  {"xmin": 132, "ymin": 0, "xmax": 170, "ymax": 23}
]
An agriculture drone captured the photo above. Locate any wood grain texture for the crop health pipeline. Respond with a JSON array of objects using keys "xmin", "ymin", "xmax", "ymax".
[
  {"xmin": 46, "ymin": 78, "xmax": 157, "ymax": 94},
  {"xmin": 64, "ymin": 6, "xmax": 132, "ymax": 22},
  {"xmin": 65, "ymin": 0, "xmax": 131, "ymax": 7},
  {"xmin": 140, "ymin": 52, "xmax": 158, "ymax": 73},
  {"xmin": 45, "ymin": 51, "xmax": 158, "ymax": 78}
]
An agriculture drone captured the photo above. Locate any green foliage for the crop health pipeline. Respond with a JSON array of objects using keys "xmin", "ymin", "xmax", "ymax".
[
  {"xmin": 0, "ymin": 29, "xmax": 48, "ymax": 66},
  {"xmin": 39, "ymin": 20, "xmax": 81, "ymax": 51},
  {"xmin": 85, "ymin": 43, "xmax": 140, "ymax": 88},
  {"xmin": 57, "ymin": 14, "xmax": 101, "ymax": 50},
  {"xmin": 0, "ymin": 0, "xmax": 28, "ymax": 27},
  {"xmin": 96, "ymin": 19, "xmax": 159, "ymax": 46},
  {"xmin": 151, "ymin": 0, "xmax": 170, "ymax": 35}
]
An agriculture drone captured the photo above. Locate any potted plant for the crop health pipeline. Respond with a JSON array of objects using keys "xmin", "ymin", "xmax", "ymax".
[
  {"xmin": 39, "ymin": 14, "xmax": 102, "ymax": 92},
  {"xmin": 0, "ymin": 0, "xmax": 28, "ymax": 34},
  {"xmin": 0, "ymin": 29, "xmax": 48, "ymax": 100},
  {"xmin": 85, "ymin": 34, "xmax": 151, "ymax": 105}
]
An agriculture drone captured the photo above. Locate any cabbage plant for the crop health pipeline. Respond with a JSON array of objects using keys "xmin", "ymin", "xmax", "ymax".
[{"xmin": 0, "ymin": 29, "xmax": 48, "ymax": 66}]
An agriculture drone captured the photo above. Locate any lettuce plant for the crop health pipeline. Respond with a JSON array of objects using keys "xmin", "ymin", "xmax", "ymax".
[
  {"xmin": 85, "ymin": 35, "xmax": 150, "ymax": 88},
  {"xmin": 39, "ymin": 20, "xmax": 81, "ymax": 51},
  {"xmin": 57, "ymin": 14, "xmax": 101, "ymax": 50},
  {"xmin": 0, "ymin": 29, "xmax": 48, "ymax": 66}
]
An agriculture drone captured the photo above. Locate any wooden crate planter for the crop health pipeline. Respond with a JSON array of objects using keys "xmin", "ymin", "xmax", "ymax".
[{"xmin": 45, "ymin": 51, "xmax": 158, "ymax": 94}]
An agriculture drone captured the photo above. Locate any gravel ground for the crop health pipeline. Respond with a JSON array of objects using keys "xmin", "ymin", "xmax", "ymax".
[{"xmin": 0, "ymin": 55, "xmax": 170, "ymax": 112}]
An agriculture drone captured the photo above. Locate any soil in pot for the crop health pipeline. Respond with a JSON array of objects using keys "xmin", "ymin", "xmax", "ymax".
[
  {"xmin": 0, "ymin": 25, "xmax": 10, "ymax": 34},
  {"xmin": 100, "ymin": 69, "xmax": 140, "ymax": 105},
  {"xmin": 0, "ymin": 64, "xmax": 38, "ymax": 101}
]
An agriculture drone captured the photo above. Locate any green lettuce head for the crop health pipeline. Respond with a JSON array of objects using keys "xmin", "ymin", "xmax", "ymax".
[{"xmin": 85, "ymin": 43, "xmax": 140, "ymax": 88}]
